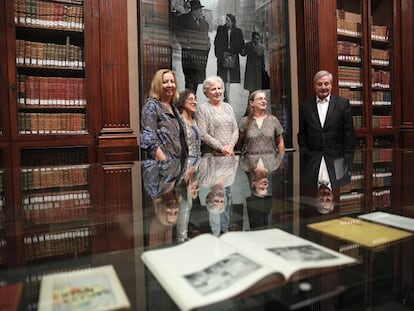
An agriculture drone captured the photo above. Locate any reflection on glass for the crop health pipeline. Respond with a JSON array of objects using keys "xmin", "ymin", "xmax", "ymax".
[
  {"xmin": 300, "ymin": 149, "xmax": 354, "ymax": 215},
  {"xmin": 240, "ymin": 152, "xmax": 284, "ymax": 228},
  {"xmin": 199, "ymin": 154, "xmax": 239, "ymax": 236},
  {"xmin": 142, "ymin": 157, "xmax": 201, "ymax": 245}
]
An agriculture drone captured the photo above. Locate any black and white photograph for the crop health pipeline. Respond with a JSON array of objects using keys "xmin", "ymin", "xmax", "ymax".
[
  {"xmin": 268, "ymin": 245, "xmax": 338, "ymax": 262},
  {"xmin": 183, "ymin": 252, "xmax": 261, "ymax": 295},
  {"xmin": 170, "ymin": 0, "xmax": 291, "ymax": 127}
]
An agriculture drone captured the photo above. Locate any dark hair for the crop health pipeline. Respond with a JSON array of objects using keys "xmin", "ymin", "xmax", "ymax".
[
  {"xmin": 226, "ymin": 14, "xmax": 236, "ymax": 28},
  {"xmin": 251, "ymin": 31, "xmax": 260, "ymax": 40},
  {"xmin": 176, "ymin": 89, "xmax": 194, "ymax": 113}
]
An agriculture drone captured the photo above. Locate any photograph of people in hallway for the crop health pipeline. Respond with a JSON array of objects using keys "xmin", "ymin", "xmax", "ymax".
[{"xmin": 166, "ymin": 0, "xmax": 292, "ymax": 143}]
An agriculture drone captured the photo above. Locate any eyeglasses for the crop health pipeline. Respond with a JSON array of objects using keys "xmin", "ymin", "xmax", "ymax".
[{"xmin": 253, "ymin": 97, "xmax": 267, "ymax": 101}]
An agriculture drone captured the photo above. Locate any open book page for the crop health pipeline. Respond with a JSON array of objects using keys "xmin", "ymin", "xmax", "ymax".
[
  {"xmin": 221, "ymin": 229, "xmax": 356, "ymax": 280},
  {"xmin": 141, "ymin": 233, "xmax": 274, "ymax": 311},
  {"xmin": 358, "ymin": 212, "xmax": 414, "ymax": 232},
  {"xmin": 141, "ymin": 229, "xmax": 355, "ymax": 311}
]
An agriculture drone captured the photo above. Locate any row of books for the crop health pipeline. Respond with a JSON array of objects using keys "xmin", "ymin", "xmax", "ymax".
[
  {"xmin": 339, "ymin": 88, "xmax": 363, "ymax": 105},
  {"xmin": 337, "ymin": 18, "xmax": 361, "ymax": 38},
  {"xmin": 23, "ymin": 190, "xmax": 90, "ymax": 225},
  {"xmin": 372, "ymin": 90, "xmax": 391, "ymax": 105},
  {"xmin": 372, "ymin": 48, "xmax": 390, "ymax": 66},
  {"xmin": 372, "ymin": 189, "xmax": 391, "ymax": 209},
  {"xmin": 371, "ymin": 25, "xmax": 389, "ymax": 42},
  {"xmin": 352, "ymin": 115, "xmax": 364, "ymax": 128},
  {"xmin": 18, "ymin": 75, "xmax": 86, "ymax": 107},
  {"xmin": 338, "ymin": 41, "xmax": 361, "ymax": 63},
  {"xmin": 353, "ymin": 149, "xmax": 364, "ymax": 164},
  {"xmin": 372, "ymin": 115, "xmax": 393, "ymax": 128},
  {"xmin": 24, "ymin": 227, "xmax": 91, "ymax": 260},
  {"xmin": 340, "ymin": 173, "xmax": 365, "ymax": 193},
  {"xmin": 337, "ymin": 10, "xmax": 389, "ymax": 42},
  {"xmin": 340, "ymin": 192, "xmax": 364, "ymax": 215},
  {"xmin": 16, "ymin": 40, "xmax": 85, "ymax": 69},
  {"xmin": 373, "ymin": 148, "xmax": 393, "ymax": 162},
  {"xmin": 372, "ymin": 172, "xmax": 392, "ymax": 187},
  {"xmin": 15, "ymin": 0, "xmax": 84, "ymax": 30},
  {"xmin": 21, "ymin": 165, "xmax": 88, "ymax": 190},
  {"xmin": 372, "ymin": 69, "xmax": 390, "ymax": 88},
  {"xmin": 24, "ymin": 205, "xmax": 89, "ymax": 225},
  {"xmin": 18, "ymin": 112, "xmax": 87, "ymax": 134},
  {"xmin": 338, "ymin": 66, "xmax": 363, "ymax": 88}
]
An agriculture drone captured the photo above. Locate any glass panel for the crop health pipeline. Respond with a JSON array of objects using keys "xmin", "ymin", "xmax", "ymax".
[{"xmin": 140, "ymin": 0, "xmax": 292, "ymax": 146}]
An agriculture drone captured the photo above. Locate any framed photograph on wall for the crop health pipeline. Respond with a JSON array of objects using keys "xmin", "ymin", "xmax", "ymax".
[{"xmin": 139, "ymin": 0, "xmax": 292, "ymax": 146}]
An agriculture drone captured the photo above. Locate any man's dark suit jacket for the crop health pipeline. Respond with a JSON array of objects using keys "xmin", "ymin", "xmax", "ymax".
[
  {"xmin": 300, "ymin": 149, "xmax": 354, "ymax": 190},
  {"xmin": 297, "ymin": 94, "xmax": 355, "ymax": 152}
]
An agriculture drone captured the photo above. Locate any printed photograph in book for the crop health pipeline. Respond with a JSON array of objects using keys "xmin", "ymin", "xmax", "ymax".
[
  {"xmin": 141, "ymin": 0, "xmax": 293, "ymax": 145},
  {"xmin": 141, "ymin": 228, "xmax": 356, "ymax": 311}
]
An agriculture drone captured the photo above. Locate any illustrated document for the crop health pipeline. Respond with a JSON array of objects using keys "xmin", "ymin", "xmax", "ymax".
[
  {"xmin": 141, "ymin": 228, "xmax": 356, "ymax": 311},
  {"xmin": 38, "ymin": 265, "xmax": 130, "ymax": 311}
]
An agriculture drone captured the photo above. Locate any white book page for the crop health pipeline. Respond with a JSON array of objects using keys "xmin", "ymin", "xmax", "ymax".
[
  {"xmin": 359, "ymin": 212, "xmax": 414, "ymax": 232},
  {"xmin": 221, "ymin": 228, "xmax": 356, "ymax": 279},
  {"xmin": 141, "ymin": 234, "xmax": 274, "ymax": 311}
]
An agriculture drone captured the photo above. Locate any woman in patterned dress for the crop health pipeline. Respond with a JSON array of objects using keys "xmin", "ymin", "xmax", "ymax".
[
  {"xmin": 237, "ymin": 90, "xmax": 285, "ymax": 155},
  {"xmin": 140, "ymin": 69, "xmax": 187, "ymax": 160},
  {"xmin": 175, "ymin": 89, "xmax": 201, "ymax": 157}
]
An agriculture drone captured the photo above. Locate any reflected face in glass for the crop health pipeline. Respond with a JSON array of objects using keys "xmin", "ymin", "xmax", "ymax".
[
  {"xmin": 162, "ymin": 72, "xmax": 176, "ymax": 100},
  {"xmin": 316, "ymin": 185, "xmax": 334, "ymax": 214},
  {"xmin": 252, "ymin": 177, "xmax": 269, "ymax": 197},
  {"xmin": 162, "ymin": 191, "xmax": 179, "ymax": 223},
  {"xmin": 206, "ymin": 185, "xmax": 225, "ymax": 212},
  {"xmin": 207, "ymin": 82, "xmax": 223, "ymax": 103},
  {"xmin": 184, "ymin": 93, "xmax": 197, "ymax": 114},
  {"xmin": 251, "ymin": 92, "xmax": 268, "ymax": 111},
  {"xmin": 314, "ymin": 75, "xmax": 332, "ymax": 100}
]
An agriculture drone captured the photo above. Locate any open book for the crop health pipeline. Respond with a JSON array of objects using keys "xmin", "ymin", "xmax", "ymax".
[{"xmin": 141, "ymin": 228, "xmax": 356, "ymax": 311}]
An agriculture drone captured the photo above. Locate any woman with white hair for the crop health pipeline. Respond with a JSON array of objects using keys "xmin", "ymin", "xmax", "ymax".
[{"xmin": 197, "ymin": 76, "xmax": 238, "ymax": 156}]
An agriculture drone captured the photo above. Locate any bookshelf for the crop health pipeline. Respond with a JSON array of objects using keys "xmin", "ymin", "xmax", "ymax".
[
  {"xmin": 296, "ymin": 0, "xmax": 402, "ymax": 216},
  {"xmin": 12, "ymin": 0, "xmax": 89, "ymax": 137},
  {"xmin": 0, "ymin": 0, "xmax": 137, "ymax": 267}
]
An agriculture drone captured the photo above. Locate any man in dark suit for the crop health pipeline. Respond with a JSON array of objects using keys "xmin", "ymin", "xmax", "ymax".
[
  {"xmin": 176, "ymin": 0, "xmax": 210, "ymax": 93},
  {"xmin": 297, "ymin": 70, "xmax": 355, "ymax": 152}
]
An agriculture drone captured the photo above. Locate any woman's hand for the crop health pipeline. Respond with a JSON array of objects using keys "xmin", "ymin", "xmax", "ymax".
[{"xmin": 222, "ymin": 144, "xmax": 235, "ymax": 156}]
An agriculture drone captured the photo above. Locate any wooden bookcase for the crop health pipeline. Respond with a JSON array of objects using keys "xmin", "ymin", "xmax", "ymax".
[
  {"xmin": 295, "ymin": 0, "xmax": 401, "ymax": 216},
  {"xmin": 0, "ymin": 0, "xmax": 138, "ymax": 269}
]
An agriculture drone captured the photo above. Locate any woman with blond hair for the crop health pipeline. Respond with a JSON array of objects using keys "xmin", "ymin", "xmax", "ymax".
[{"xmin": 140, "ymin": 69, "xmax": 187, "ymax": 160}]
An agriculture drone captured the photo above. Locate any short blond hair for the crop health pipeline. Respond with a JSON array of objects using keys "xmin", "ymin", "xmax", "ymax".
[{"xmin": 149, "ymin": 69, "xmax": 179, "ymax": 101}]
